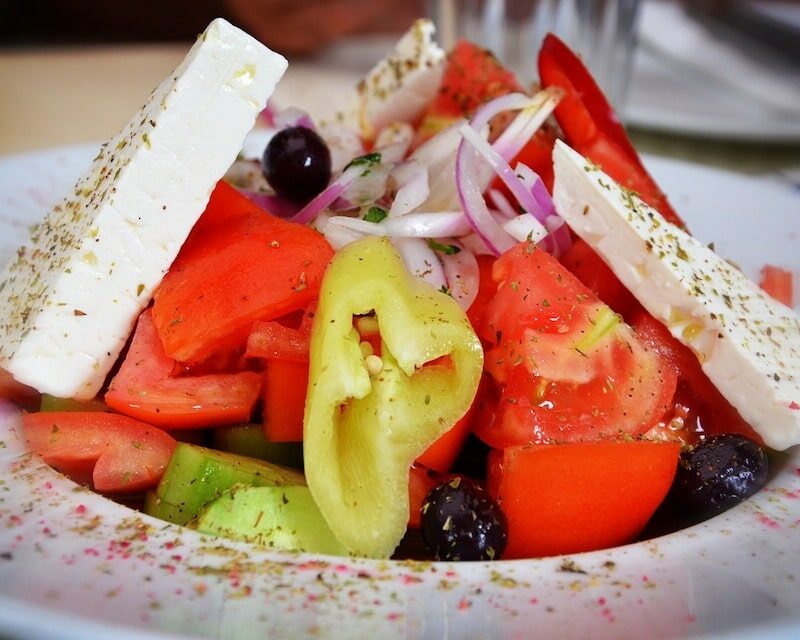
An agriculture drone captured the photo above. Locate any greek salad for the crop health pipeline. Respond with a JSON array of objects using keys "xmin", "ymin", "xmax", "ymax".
[{"xmin": 1, "ymin": 18, "xmax": 798, "ymax": 562}]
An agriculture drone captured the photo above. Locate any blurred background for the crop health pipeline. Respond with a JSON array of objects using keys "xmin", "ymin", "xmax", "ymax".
[{"xmin": 0, "ymin": 0, "xmax": 798, "ymax": 178}]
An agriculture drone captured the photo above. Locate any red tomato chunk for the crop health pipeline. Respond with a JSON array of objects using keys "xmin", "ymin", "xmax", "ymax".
[
  {"xmin": 475, "ymin": 242, "xmax": 676, "ymax": 448},
  {"xmin": 488, "ymin": 441, "xmax": 680, "ymax": 558},
  {"xmin": 105, "ymin": 310, "xmax": 262, "ymax": 429},
  {"xmin": 23, "ymin": 411, "xmax": 176, "ymax": 492},
  {"xmin": 152, "ymin": 181, "xmax": 334, "ymax": 364}
]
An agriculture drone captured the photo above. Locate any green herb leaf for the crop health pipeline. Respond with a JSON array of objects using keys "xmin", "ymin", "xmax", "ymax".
[
  {"xmin": 427, "ymin": 239, "xmax": 461, "ymax": 255},
  {"xmin": 363, "ymin": 206, "xmax": 388, "ymax": 223},
  {"xmin": 344, "ymin": 152, "xmax": 382, "ymax": 173}
]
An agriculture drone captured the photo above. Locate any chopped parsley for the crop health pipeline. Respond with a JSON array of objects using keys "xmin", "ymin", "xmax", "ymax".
[
  {"xmin": 345, "ymin": 152, "xmax": 382, "ymax": 176},
  {"xmin": 363, "ymin": 206, "xmax": 388, "ymax": 223},
  {"xmin": 427, "ymin": 239, "xmax": 461, "ymax": 255}
]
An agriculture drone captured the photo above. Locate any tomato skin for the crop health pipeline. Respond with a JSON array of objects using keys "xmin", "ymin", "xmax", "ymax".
[
  {"xmin": 538, "ymin": 34, "xmax": 684, "ymax": 228},
  {"xmin": 263, "ymin": 358, "xmax": 309, "ymax": 442},
  {"xmin": 23, "ymin": 411, "xmax": 176, "ymax": 492},
  {"xmin": 246, "ymin": 321, "xmax": 310, "ymax": 362},
  {"xmin": 488, "ymin": 441, "xmax": 680, "ymax": 558},
  {"xmin": 559, "ymin": 238, "xmax": 638, "ymax": 320},
  {"xmin": 476, "ymin": 242, "xmax": 676, "ymax": 447},
  {"xmin": 105, "ymin": 310, "xmax": 262, "ymax": 429},
  {"xmin": 630, "ymin": 309, "xmax": 763, "ymax": 445},
  {"xmin": 152, "ymin": 181, "xmax": 334, "ymax": 364},
  {"xmin": 759, "ymin": 265, "xmax": 793, "ymax": 307}
]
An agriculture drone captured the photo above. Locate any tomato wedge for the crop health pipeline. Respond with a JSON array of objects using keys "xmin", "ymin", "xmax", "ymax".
[
  {"xmin": 487, "ymin": 441, "xmax": 680, "ymax": 558},
  {"xmin": 759, "ymin": 265, "xmax": 793, "ymax": 307},
  {"xmin": 476, "ymin": 242, "xmax": 676, "ymax": 448},
  {"xmin": 538, "ymin": 33, "xmax": 684, "ymax": 228},
  {"xmin": 630, "ymin": 309, "xmax": 763, "ymax": 445},
  {"xmin": 152, "ymin": 181, "xmax": 333, "ymax": 364},
  {"xmin": 23, "ymin": 411, "xmax": 176, "ymax": 492},
  {"xmin": 105, "ymin": 310, "xmax": 262, "ymax": 429},
  {"xmin": 263, "ymin": 358, "xmax": 308, "ymax": 442}
]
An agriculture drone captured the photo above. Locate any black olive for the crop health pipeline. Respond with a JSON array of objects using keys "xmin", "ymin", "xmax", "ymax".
[
  {"xmin": 421, "ymin": 477, "xmax": 507, "ymax": 561},
  {"xmin": 262, "ymin": 126, "xmax": 331, "ymax": 202},
  {"xmin": 672, "ymin": 434, "xmax": 768, "ymax": 518}
]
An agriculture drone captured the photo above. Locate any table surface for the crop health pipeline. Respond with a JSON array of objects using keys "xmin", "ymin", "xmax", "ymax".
[{"xmin": 1, "ymin": 41, "xmax": 799, "ymax": 177}]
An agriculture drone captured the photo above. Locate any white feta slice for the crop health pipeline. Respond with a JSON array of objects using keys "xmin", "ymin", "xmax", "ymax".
[
  {"xmin": 0, "ymin": 18, "xmax": 287, "ymax": 399},
  {"xmin": 552, "ymin": 140, "xmax": 800, "ymax": 450},
  {"xmin": 358, "ymin": 19, "xmax": 445, "ymax": 139}
]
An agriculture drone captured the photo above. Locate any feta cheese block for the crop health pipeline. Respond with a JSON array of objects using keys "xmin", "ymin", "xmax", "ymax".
[
  {"xmin": 358, "ymin": 19, "xmax": 445, "ymax": 139},
  {"xmin": 552, "ymin": 140, "xmax": 800, "ymax": 450},
  {"xmin": 0, "ymin": 18, "xmax": 287, "ymax": 399}
]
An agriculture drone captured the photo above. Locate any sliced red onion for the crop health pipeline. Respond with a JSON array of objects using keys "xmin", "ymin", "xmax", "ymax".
[
  {"xmin": 514, "ymin": 162, "xmax": 555, "ymax": 218},
  {"xmin": 515, "ymin": 162, "xmax": 572, "ymax": 256},
  {"xmin": 274, "ymin": 106, "xmax": 315, "ymax": 131},
  {"xmin": 439, "ymin": 240, "xmax": 480, "ymax": 310},
  {"xmin": 492, "ymin": 88, "xmax": 561, "ymax": 162},
  {"xmin": 292, "ymin": 163, "xmax": 364, "ymax": 225},
  {"xmin": 317, "ymin": 213, "xmax": 364, "ymax": 250},
  {"xmin": 257, "ymin": 100, "xmax": 277, "ymax": 127},
  {"xmin": 392, "ymin": 238, "xmax": 447, "ymax": 291},
  {"xmin": 330, "ymin": 211, "xmax": 470, "ymax": 238},
  {"xmin": 340, "ymin": 163, "xmax": 391, "ymax": 209},
  {"xmin": 375, "ymin": 123, "xmax": 414, "ymax": 164},
  {"xmin": 410, "ymin": 119, "xmax": 467, "ymax": 212},
  {"xmin": 470, "ymin": 92, "xmax": 534, "ymax": 132},
  {"xmin": 456, "ymin": 124, "xmax": 518, "ymax": 256},
  {"xmin": 488, "ymin": 188, "xmax": 518, "ymax": 219},
  {"xmin": 503, "ymin": 214, "xmax": 548, "ymax": 243},
  {"xmin": 545, "ymin": 214, "xmax": 573, "ymax": 257},
  {"xmin": 460, "ymin": 124, "xmax": 550, "ymax": 223},
  {"xmin": 384, "ymin": 211, "xmax": 470, "ymax": 237},
  {"xmin": 389, "ymin": 161, "xmax": 429, "ymax": 217},
  {"xmin": 460, "ymin": 233, "xmax": 496, "ymax": 256},
  {"xmin": 319, "ymin": 122, "xmax": 366, "ymax": 173},
  {"xmin": 453, "ymin": 89, "xmax": 567, "ymax": 256},
  {"xmin": 241, "ymin": 189, "xmax": 300, "ymax": 219},
  {"xmin": 327, "ymin": 216, "xmax": 384, "ymax": 236}
]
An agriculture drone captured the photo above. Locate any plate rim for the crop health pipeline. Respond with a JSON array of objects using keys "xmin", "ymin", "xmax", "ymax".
[{"xmin": 1, "ymin": 143, "xmax": 799, "ymax": 640}]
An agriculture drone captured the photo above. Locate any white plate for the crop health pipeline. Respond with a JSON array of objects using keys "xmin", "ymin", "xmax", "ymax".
[{"xmin": 0, "ymin": 145, "xmax": 799, "ymax": 640}]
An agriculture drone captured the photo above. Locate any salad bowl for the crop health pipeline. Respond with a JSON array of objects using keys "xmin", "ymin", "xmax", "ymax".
[{"xmin": 0, "ymin": 143, "xmax": 799, "ymax": 640}]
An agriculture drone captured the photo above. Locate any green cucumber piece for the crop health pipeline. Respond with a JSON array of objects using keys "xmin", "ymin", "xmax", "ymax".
[
  {"xmin": 191, "ymin": 485, "xmax": 347, "ymax": 556},
  {"xmin": 153, "ymin": 443, "xmax": 305, "ymax": 525},
  {"xmin": 144, "ymin": 491, "xmax": 192, "ymax": 525},
  {"xmin": 212, "ymin": 424, "xmax": 303, "ymax": 469}
]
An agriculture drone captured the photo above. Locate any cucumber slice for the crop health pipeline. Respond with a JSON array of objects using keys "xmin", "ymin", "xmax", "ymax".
[
  {"xmin": 212, "ymin": 424, "xmax": 303, "ymax": 469},
  {"xmin": 144, "ymin": 491, "xmax": 192, "ymax": 525},
  {"xmin": 191, "ymin": 485, "xmax": 347, "ymax": 556},
  {"xmin": 153, "ymin": 443, "xmax": 305, "ymax": 524}
]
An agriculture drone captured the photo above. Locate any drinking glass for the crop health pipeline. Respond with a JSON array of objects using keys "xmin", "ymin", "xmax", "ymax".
[{"xmin": 426, "ymin": 0, "xmax": 642, "ymax": 109}]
